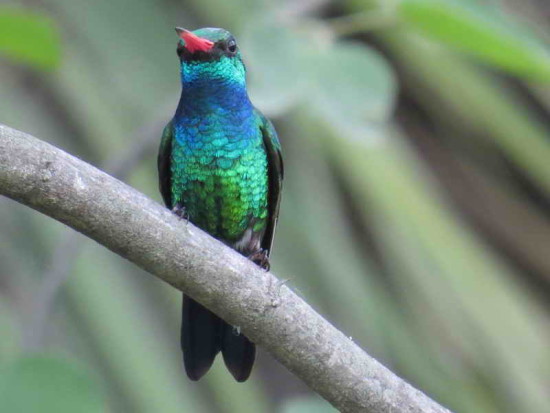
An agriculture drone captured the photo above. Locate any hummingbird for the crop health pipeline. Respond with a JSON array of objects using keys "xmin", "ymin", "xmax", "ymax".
[{"xmin": 157, "ymin": 27, "xmax": 283, "ymax": 382}]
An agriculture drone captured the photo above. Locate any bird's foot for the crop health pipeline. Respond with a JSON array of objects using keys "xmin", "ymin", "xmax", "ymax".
[
  {"xmin": 171, "ymin": 203, "xmax": 189, "ymax": 224},
  {"xmin": 248, "ymin": 249, "xmax": 270, "ymax": 271}
]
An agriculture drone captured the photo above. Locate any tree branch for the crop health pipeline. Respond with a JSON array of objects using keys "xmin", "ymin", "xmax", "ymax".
[
  {"xmin": 0, "ymin": 123, "xmax": 451, "ymax": 413},
  {"xmin": 21, "ymin": 110, "xmax": 171, "ymax": 350}
]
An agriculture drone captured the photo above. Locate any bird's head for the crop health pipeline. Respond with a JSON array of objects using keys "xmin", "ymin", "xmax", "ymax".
[{"xmin": 176, "ymin": 27, "xmax": 246, "ymax": 87}]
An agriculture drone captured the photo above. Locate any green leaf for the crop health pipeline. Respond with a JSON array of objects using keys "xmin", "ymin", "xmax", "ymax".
[
  {"xmin": 241, "ymin": 18, "xmax": 396, "ymax": 131},
  {"xmin": 240, "ymin": 19, "xmax": 308, "ymax": 115},
  {"xmin": 0, "ymin": 356, "xmax": 104, "ymax": 413},
  {"xmin": 309, "ymin": 42, "xmax": 396, "ymax": 133},
  {"xmin": 0, "ymin": 7, "xmax": 61, "ymax": 70},
  {"xmin": 399, "ymin": 0, "xmax": 550, "ymax": 80}
]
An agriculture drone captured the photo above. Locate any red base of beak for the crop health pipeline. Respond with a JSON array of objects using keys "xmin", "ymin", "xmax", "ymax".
[{"xmin": 176, "ymin": 28, "xmax": 214, "ymax": 53}]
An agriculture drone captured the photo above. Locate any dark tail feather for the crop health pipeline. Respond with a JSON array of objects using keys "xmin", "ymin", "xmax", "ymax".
[
  {"xmin": 221, "ymin": 323, "xmax": 256, "ymax": 382},
  {"xmin": 181, "ymin": 295, "xmax": 222, "ymax": 381}
]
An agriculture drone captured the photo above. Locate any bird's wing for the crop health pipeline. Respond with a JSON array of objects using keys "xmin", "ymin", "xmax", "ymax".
[
  {"xmin": 256, "ymin": 109, "xmax": 284, "ymax": 256},
  {"xmin": 158, "ymin": 120, "xmax": 174, "ymax": 208}
]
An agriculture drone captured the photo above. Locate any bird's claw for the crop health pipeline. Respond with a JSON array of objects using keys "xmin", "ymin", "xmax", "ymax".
[
  {"xmin": 171, "ymin": 203, "xmax": 189, "ymax": 224},
  {"xmin": 248, "ymin": 249, "xmax": 270, "ymax": 271}
]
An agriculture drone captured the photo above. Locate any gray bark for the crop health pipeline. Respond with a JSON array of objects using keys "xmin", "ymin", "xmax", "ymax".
[{"xmin": 0, "ymin": 124, "xmax": 451, "ymax": 413}]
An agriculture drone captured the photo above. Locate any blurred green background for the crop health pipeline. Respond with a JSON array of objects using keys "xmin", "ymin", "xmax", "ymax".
[{"xmin": 1, "ymin": 0, "xmax": 549, "ymax": 412}]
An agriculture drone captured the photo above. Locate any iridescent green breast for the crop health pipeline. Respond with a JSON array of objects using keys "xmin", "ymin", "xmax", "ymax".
[{"xmin": 170, "ymin": 117, "xmax": 268, "ymax": 244}]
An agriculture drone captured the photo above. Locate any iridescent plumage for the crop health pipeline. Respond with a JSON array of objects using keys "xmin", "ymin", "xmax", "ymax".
[{"xmin": 157, "ymin": 27, "xmax": 283, "ymax": 382}]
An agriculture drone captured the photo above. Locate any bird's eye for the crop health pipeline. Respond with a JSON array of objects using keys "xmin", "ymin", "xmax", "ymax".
[{"xmin": 227, "ymin": 39, "xmax": 237, "ymax": 54}]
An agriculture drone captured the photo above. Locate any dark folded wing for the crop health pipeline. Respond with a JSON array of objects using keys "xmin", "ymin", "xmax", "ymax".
[
  {"xmin": 157, "ymin": 120, "xmax": 174, "ymax": 208},
  {"xmin": 256, "ymin": 109, "xmax": 284, "ymax": 256}
]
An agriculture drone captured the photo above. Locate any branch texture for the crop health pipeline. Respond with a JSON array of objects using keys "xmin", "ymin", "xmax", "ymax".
[{"xmin": 0, "ymin": 124, "xmax": 450, "ymax": 413}]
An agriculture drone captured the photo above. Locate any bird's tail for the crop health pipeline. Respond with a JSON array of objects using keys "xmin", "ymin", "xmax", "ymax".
[
  {"xmin": 181, "ymin": 295, "xmax": 255, "ymax": 381},
  {"xmin": 221, "ymin": 321, "xmax": 256, "ymax": 382},
  {"xmin": 181, "ymin": 295, "xmax": 222, "ymax": 380}
]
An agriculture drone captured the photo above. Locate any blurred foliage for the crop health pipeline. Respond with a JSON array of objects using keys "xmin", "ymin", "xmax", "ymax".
[
  {"xmin": 0, "ymin": 7, "xmax": 60, "ymax": 70},
  {"xmin": 400, "ymin": 0, "xmax": 550, "ymax": 79},
  {"xmin": 0, "ymin": 355, "xmax": 103, "ymax": 413},
  {"xmin": 1, "ymin": 0, "xmax": 549, "ymax": 412}
]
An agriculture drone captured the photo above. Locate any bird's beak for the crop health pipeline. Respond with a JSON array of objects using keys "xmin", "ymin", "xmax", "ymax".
[{"xmin": 175, "ymin": 27, "xmax": 214, "ymax": 53}]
